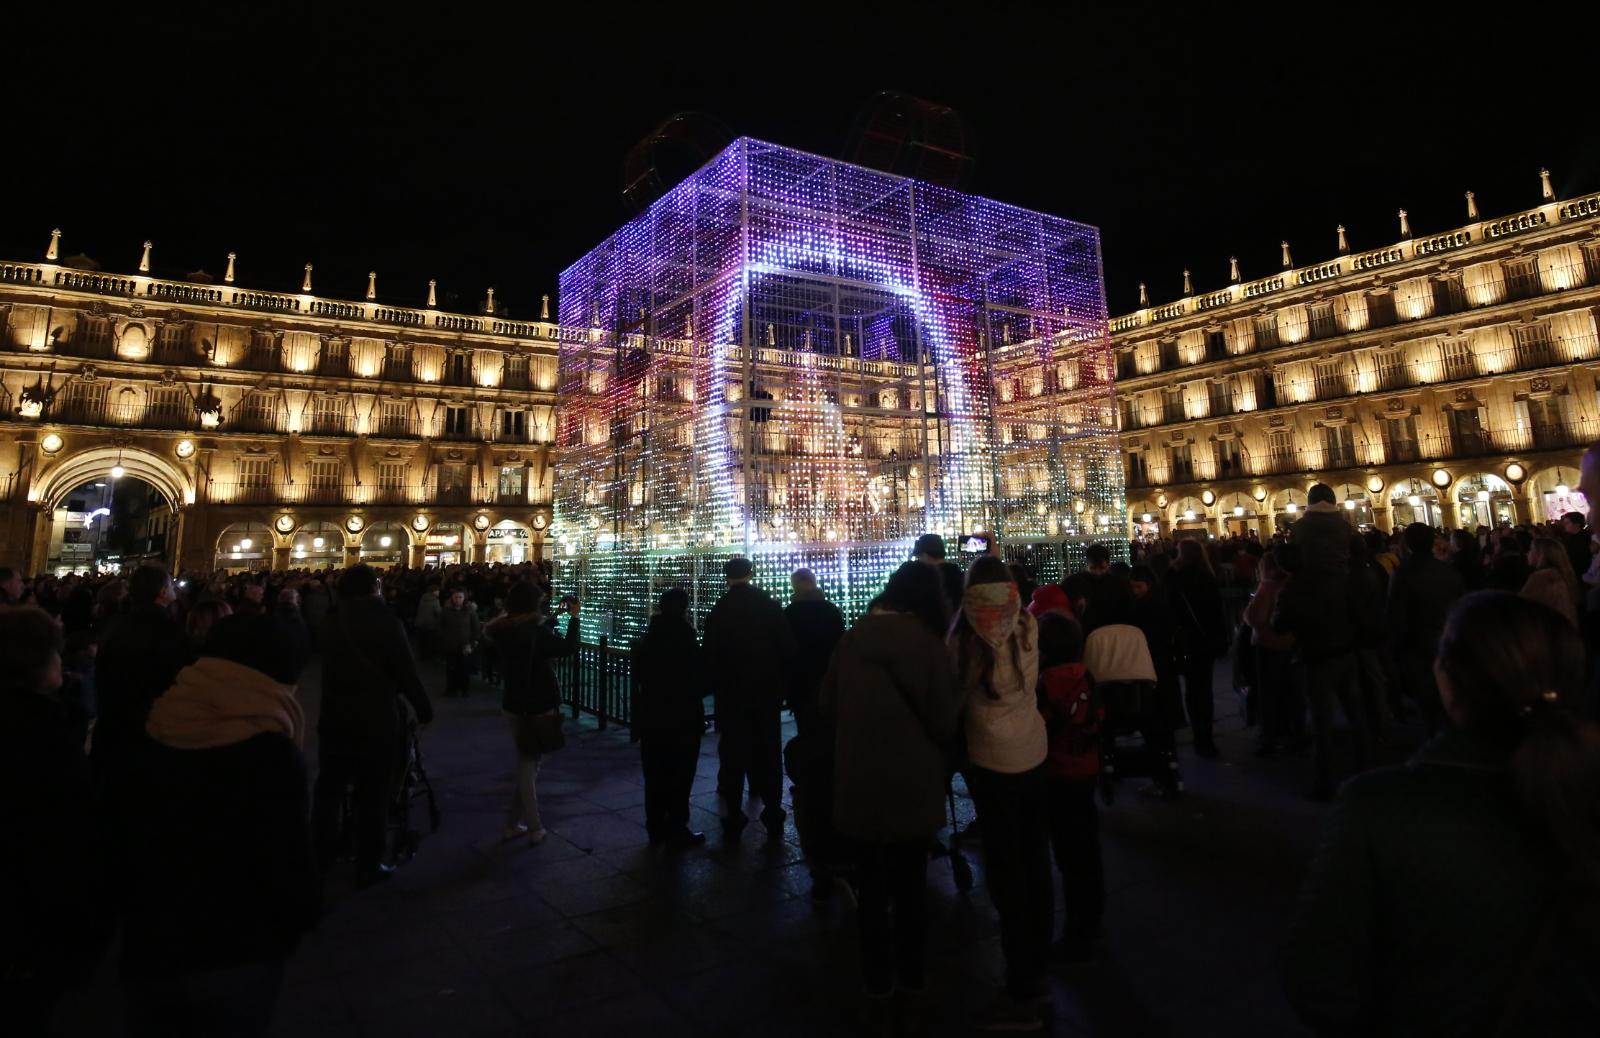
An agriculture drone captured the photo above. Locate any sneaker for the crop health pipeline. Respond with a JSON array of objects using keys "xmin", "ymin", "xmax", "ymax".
[
  {"xmin": 501, "ymin": 823, "xmax": 529, "ymax": 843},
  {"xmin": 527, "ymin": 828, "xmax": 549, "ymax": 846},
  {"xmin": 972, "ymin": 994, "xmax": 1043, "ymax": 1032}
]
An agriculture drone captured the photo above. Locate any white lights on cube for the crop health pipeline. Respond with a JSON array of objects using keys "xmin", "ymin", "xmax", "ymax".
[{"xmin": 555, "ymin": 138, "xmax": 1118, "ymax": 640}]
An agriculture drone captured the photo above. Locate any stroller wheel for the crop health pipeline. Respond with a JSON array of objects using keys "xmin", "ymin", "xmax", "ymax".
[{"xmin": 951, "ymin": 850, "xmax": 974, "ymax": 893}]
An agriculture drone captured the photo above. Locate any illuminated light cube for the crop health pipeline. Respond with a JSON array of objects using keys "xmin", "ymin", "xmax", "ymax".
[{"xmin": 556, "ymin": 138, "xmax": 1122, "ymax": 641}]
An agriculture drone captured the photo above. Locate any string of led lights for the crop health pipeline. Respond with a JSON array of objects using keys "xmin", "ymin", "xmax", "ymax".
[{"xmin": 554, "ymin": 138, "xmax": 1122, "ymax": 642}]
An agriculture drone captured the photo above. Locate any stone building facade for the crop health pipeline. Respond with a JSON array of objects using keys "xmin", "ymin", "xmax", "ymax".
[
  {"xmin": 1111, "ymin": 173, "xmax": 1600, "ymax": 539},
  {"xmin": 1, "ymin": 237, "xmax": 558, "ymax": 574}
]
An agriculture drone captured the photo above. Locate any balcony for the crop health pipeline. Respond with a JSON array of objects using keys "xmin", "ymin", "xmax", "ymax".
[
  {"xmin": 303, "ymin": 413, "xmax": 354, "ymax": 437},
  {"xmin": 431, "ymin": 416, "xmax": 480, "ymax": 442},
  {"xmin": 371, "ymin": 416, "xmax": 425, "ymax": 439},
  {"xmin": 206, "ymin": 481, "xmax": 437, "ymax": 507}
]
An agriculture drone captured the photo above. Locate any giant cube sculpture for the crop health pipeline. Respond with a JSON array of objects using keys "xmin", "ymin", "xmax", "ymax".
[{"xmin": 555, "ymin": 138, "xmax": 1122, "ymax": 642}]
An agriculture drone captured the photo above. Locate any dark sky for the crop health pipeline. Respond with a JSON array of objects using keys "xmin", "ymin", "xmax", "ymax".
[{"xmin": 6, "ymin": 11, "xmax": 1594, "ymax": 318}]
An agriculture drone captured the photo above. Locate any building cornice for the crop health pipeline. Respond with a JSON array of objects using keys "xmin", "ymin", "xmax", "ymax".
[{"xmin": 1110, "ymin": 191, "xmax": 1600, "ymax": 339}]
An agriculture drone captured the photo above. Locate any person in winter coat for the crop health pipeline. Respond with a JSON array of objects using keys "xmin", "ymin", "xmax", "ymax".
[
  {"xmin": 1290, "ymin": 483, "xmax": 1352, "ymax": 573},
  {"xmin": 1243, "ymin": 549, "xmax": 1301, "ymax": 756},
  {"xmin": 412, "ymin": 585, "xmax": 442, "ymax": 658},
  {"xmin": 1522, "ymin": 535, "xmax": 1581, "ymax": 632},
  {"xmin": 1036, "ymin": 613, "xmax": 1104, "ymax": 962},
  {"xmin": 0, "ymin": 607, "xmax": 112, "ymax": 1035},
  {"xmin": 313, "ymin": 565, "xmax": 433, "ymax": 886},
  {"xmin": 120, "ymin": 614, "xmax": 319, "ymax": 1038},
  {"xmin": 1285, "ymin": 592, "xmax": 1600, "ymax": 1036},
  {"xmin": 483, "ymin": 583, "xmax": 578, "ymax": 846},
  {"xmin": 631, "ymin": 587, "xmax": 707, "ymax": 849},
  {"xmin": 1168, "ymin": 539, "xmax": 1227, "ymax": 757},
  {"xmin": 950, "ymin": 555, "xmax": 1051, "ymax": 1031},
  {"xmin": 821, "ymin": 562, "xmax": 959, "ymax": 1002},
  {"xmin": 436, "ymin": 587, "xmax": 480, "ymax": 698},
  {"xmin": 703, "ymin": 557, "xmax": 797, "ymax": 843},
  {"xmin": 1386, "ymin": 522, "xmax": 1466, "ymax": 732},
  {"xmin": 1026, "ymin": 583, "xmax": 1075, "ymax": 622},
  {"xmin": 782, "ymin": 568, "xmax": 846, "ymax": 893},
  {"xmin": 94, "ymin": 564, "xmax": 192, "ymax": 785}
]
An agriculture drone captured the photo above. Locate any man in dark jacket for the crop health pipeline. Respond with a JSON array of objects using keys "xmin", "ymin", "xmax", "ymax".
[
  {"xmin": 1274, "ymin": 526, "xmax": 1377, "ymax": 800},
  {"xmin": 632, "ymin": 587, "xmax": 706, "ymax": 848},
  {"xmin": 782, "ymin": 568, "xmax": 846, "ymax": 896},
  {"xmin": 703, "ymin": 557, "xmax": 797, "ymax": 843},
  {"xmin": 1386, "ymin": 522, "xmax": 1466, "ymax": 731},
  {"xmin": 1560, "ymin": 511, "xmax": 1591, "ymax": 582},
  {"xmin": 93, "ymin": 563, "xmax": 191, "ymax": 785},
  {"xmin": 312, "ymin": 564, "xmax": 433, "ymax": 885},
  {"xmin": 1290, "ymin": 483, "xmax": 1352, "ymax": 573}
]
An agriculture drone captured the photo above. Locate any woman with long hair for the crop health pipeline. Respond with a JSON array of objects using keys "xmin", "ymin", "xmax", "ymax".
[
  {"xmin": 949, "ymin": 556, "xmax": 1052, "ymax": 1030},
  {"xmin": 1522, "ymin": 535, "xmax": 1581, "ymax": 631},
  {"xmin": 483, "ymin": 582, "xmax": 576, "ymax": 845},
  {"xmin": 821, "ymin": 562, "xmax": 958, "ymax": 1011},
  {"xmin": 1285, "ymin": 592, "xmax": 1600, "ymax": 1035}
]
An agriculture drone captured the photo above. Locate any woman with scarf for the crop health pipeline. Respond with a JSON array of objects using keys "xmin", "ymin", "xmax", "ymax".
[
  {"xmin": 118, "ymin": 613, "xmax": 319, "ymax": 1038},
  {"xmin": 950, "ymin": 555, "xmax": 1052, "ymax": 1032}
]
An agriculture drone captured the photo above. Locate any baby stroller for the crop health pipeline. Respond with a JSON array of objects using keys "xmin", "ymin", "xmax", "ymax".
[
  {"xmin": 388, "ymin": 718, "xmax": 442, "ymax": 862},
  {"xmin": 1086, "ymin": 624, "xmax": 1182, "ymax": 802}
]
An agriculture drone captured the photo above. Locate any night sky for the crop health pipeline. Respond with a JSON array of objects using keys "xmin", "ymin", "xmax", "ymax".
[{"xmin": 6, "ymin": 12, "xmax": 1595, "ymax": 319}]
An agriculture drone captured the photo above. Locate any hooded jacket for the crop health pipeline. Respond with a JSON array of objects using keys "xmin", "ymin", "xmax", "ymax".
[
  {"xmin": 820, "ymin": 612, "xmax": 960, "ymax": 841},
  {"xmin": 1284, "ymin": 729, "xmax": 1600, "ymax": 1036},
  {"xmin": 120, "ymin": 660, "xmax": 319, "ymax": 977}
]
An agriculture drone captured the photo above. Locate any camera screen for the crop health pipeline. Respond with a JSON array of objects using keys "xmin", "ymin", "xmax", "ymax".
[{"xmin": 962, "ymin": 535, "xmax": 989, "ymax": 554}]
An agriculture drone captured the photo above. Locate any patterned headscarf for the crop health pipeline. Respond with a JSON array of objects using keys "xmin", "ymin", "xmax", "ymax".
[{"xmin": 963, "ymin": 581, "xmax": 1020, "ymax": 648}]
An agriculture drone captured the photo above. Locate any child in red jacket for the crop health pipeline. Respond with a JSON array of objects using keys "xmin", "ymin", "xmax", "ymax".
[{"xmin": 1036, "ymin": 612, "xmax": 1103, "ymax": 961}]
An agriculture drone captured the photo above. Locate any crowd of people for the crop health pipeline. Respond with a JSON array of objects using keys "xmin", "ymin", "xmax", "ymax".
[{"xmin": 4, "ymin": 450, "xmax": 1600, "ymax": 1033}]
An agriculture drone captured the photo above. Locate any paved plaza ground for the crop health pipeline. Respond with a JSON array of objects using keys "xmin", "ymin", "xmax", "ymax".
[{"xmin": 80, "ymin": 655, "xmax": 1388, "ymax": 1037}]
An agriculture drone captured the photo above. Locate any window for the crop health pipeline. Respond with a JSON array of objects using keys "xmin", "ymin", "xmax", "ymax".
[
  {"xmin": 239, "ymin": 393, "xmax": 277, "ymax": 432},
  {"xmin": 311, "ymin": 395, "xmax": 344, "ymax": 434},
  {"xmin": 1162, "ymin": 387, "xmax": 1186, "ymax": 423},
  {"xmin": 499, "ymin": 410, "xmax": 527, "ymax": 441},
  {"xmin": 379, "ymin": 400, "xmax": 410, "ymax": 436},
  {"xmin": 1126, "ymin": 449, "xmax": 1149, "ymax": 486},
  {"xmin": 504, "ymin": 355, "xmax": 530, "ymax": 389},
  {"xmin": 1267, "ymin": 429, "xmax": 1296, "ymax": 470},
  {"xmin": 1253, "ymin": 315, "xmax": 1280, "ymax": 350},
  {"xmin": 1448, "ymin": 407, "xmax": 1488, "ymax": 454},
  {"xmin": 61, "ymin": 381, "xmax": 107, "ymax": 422},
  {"xmin": 1204, "ymin": 329, "xmax": 1228, "ymax": 359},
  {"xmin": 1214, "ymin": 437, "xmax": 1242, "ymax": 477},
  {"xmin": 1441, "ymin": 339, "xmax": 1475, "ymax": 380},
  {"xmin": 1308, "ymin": 302, "xmax": 1337, "ymax": 340},
  {"xmin": 144, "ymin": 386, "xmax": 187, "ymax": 427},
  {"xmin": 1208, "ymin": 378, "xmax": 1232, "ymax": 416},
  {"xmin": 1383, "ymin": 415, "xmax": 1419, "ymax": 462},
  {"xmin": 443, "ymin": 405, "xmax": 470, "ymax": 437},
  {"xmin": 1432, "ymin": 276, "xmax": 1466, "ymax": 315},
  {"xmin": 377, "ymin": 462, "xmax": 406, "ymax": 489},
  {"xmin": 1373, "ymin": 349, "xmax": 1406, "ymax": 391},
  {"xmin": 1321, "ymin": 424, "xmax": 1355, "ymax": 467},
  {"xmin": 1169, "ymin": 443, "xmax": 1194, "ymax": 481},
  {"xmin": 1521, "ymin": 395, "xmax": 1574, "ymax": 449},
  {"xmin": 498, "ymin": 466, "xmax": 524, "ymax": 500},
  {"xmin": 384, "ymin": 344, "xmax": 411, "ymax": 379},
  {"xmin": 1314, "ymin": 360, "xmax": 1350, "ymax": 400},
  {"xmin": 447, "ymin": 352, "xmax": 472, "ymax": 385},
  {"xmin": 238, "ymin": 457, "xmax": 273, "ymax": 487},
  {"xmin": 1513, "ymin": 323, "xmax": 1554, "ymax": 368},
  {"xmin": 1504, "ymin": 257, "xmax": 1538, "ymax": 301},
  {"xmin": 1367, "ymin": 291, "xmax": 1397, "ymax": 329},
  {"xmin": 308, "ymin": 460, "xmax": 341, "ymax": 489}
]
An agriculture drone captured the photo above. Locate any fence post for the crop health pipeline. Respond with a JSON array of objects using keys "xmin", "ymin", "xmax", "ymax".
[{"xmin": 597, "ymin": 634, "xmax": 609, "ymax": 730}]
